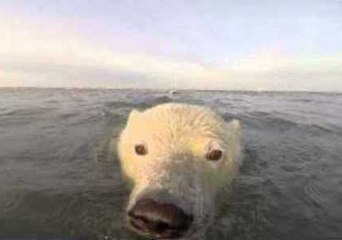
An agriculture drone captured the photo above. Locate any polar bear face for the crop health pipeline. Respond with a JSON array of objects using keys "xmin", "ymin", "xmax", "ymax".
[{"xmin": 118, "ymin": 103, "xmax": 241, "ymax": 239}]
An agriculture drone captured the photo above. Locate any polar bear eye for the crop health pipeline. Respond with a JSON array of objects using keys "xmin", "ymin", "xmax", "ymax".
[
  {"xmin": 206, "ymin": 149, "xmax": 222, "ymax": 161},
  {"xmin": 135, "ymin": 144, "xmax": 147, "ymax": 155}
]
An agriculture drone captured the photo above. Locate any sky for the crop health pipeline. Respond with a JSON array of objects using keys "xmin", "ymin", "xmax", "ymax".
[{"xmin": 0, "ymin": 0, "xmax": 342, "ymax": 91}]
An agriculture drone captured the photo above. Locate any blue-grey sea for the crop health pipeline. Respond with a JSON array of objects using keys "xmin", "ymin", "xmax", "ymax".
[{"xmin": 0, "ymin": 88, "xmax": 341, "ymax": 240}]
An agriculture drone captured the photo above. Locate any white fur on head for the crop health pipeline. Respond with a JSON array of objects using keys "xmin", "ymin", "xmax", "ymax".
[{"xmin": 117, "ymin": 103, "xmax": 242, "ymax": 238}]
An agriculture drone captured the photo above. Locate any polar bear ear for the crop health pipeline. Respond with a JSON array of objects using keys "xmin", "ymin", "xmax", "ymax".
[
  {"xmin": 226, "ymin": 119, "xmax": 241, "ymax": 134},
  {"xmin": 127, "ymin": 109, "xmax": 141, "ymax": 123},
  {"xmin": 226, "ymin": 119, "xmax": 242, "ymax": 164}
]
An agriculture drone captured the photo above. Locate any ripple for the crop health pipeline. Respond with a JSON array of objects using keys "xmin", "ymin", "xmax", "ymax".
[{"xmin": 302, "ymin": 178, "xmax": 324, "ymax": 208}]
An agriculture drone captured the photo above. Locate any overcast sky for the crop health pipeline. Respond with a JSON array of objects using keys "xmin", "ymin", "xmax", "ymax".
[{"xmin": 0, "ymin": 0, "xmax": 341, "ymax": 91}]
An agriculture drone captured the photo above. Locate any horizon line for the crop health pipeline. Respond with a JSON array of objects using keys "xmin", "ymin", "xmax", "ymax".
[{"xmin": 1, "ymin": 86, "xmax": 341, "ymax": 94}]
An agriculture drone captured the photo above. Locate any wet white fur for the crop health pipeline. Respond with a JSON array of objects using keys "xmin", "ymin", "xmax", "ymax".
[{"xmin": 117, "ymin": 103, "xmax": 242, "ymax": 239}]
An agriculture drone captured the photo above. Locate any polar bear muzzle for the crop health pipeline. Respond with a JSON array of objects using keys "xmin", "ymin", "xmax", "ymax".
[{"xmin": 128, "ymin": 197, "xmax": 193, "ymax": 239}]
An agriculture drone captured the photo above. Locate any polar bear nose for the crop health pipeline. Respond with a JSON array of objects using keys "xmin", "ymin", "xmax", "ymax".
[{"xmin": 128, "ymin": 198, "xmax": 193, "ymax": 238}]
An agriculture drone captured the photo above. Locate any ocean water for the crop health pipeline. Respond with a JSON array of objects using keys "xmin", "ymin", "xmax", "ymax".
[{"xmin": 0, "ymin": 88, "xmax": 341, "ymax": 240}]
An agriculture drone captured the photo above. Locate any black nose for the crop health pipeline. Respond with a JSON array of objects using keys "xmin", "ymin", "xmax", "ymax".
[{"xmin": 128, "ymin": 198, "xmax": 193, "ymax": 239}]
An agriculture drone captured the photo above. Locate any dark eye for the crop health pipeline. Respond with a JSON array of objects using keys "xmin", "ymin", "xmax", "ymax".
[
  {"xmin": 206, "ymin": 149, "xmax": 222, "ymax": 161},
  {"xmin": 135, "ymin": 144, "xmax": 147, "ymax": 155}
]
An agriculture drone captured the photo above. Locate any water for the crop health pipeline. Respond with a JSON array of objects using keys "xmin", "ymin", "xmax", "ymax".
[{"xmin": 0, "ymin": 88, "xmax": 341, "ymax": 240}]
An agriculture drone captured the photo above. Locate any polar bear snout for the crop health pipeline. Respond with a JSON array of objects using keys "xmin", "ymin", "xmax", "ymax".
[{"xmin": 127, "ymin": 198, "xmax": 193, "ymax": 239}]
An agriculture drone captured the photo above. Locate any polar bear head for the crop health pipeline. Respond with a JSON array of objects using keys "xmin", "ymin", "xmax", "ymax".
[{"xmin": 118, "ymin": 103, "xmax": 241, "ymax": 239}]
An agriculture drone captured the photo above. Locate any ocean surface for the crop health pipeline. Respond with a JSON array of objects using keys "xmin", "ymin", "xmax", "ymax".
[{"xmin": 0, "ymin": 88, "xmax": 341, "ymax": 240}]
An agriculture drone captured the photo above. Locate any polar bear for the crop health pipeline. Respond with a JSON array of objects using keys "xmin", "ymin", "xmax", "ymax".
[{"xmin": 117, "ymin": 103, "xmax": 242, "ymax": 239}]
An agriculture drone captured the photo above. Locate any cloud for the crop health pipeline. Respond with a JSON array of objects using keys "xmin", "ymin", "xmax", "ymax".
[
  {"xmin": 0, "ymin": 14, "xmax": 225, "ymax": 89},
  {"xmin": 213, "ymin": 48, "xmax": 342, "ymax": 91},
  {"xmin": 0, "ymin": 14, "xmax": 342, "ymax": 91}
]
